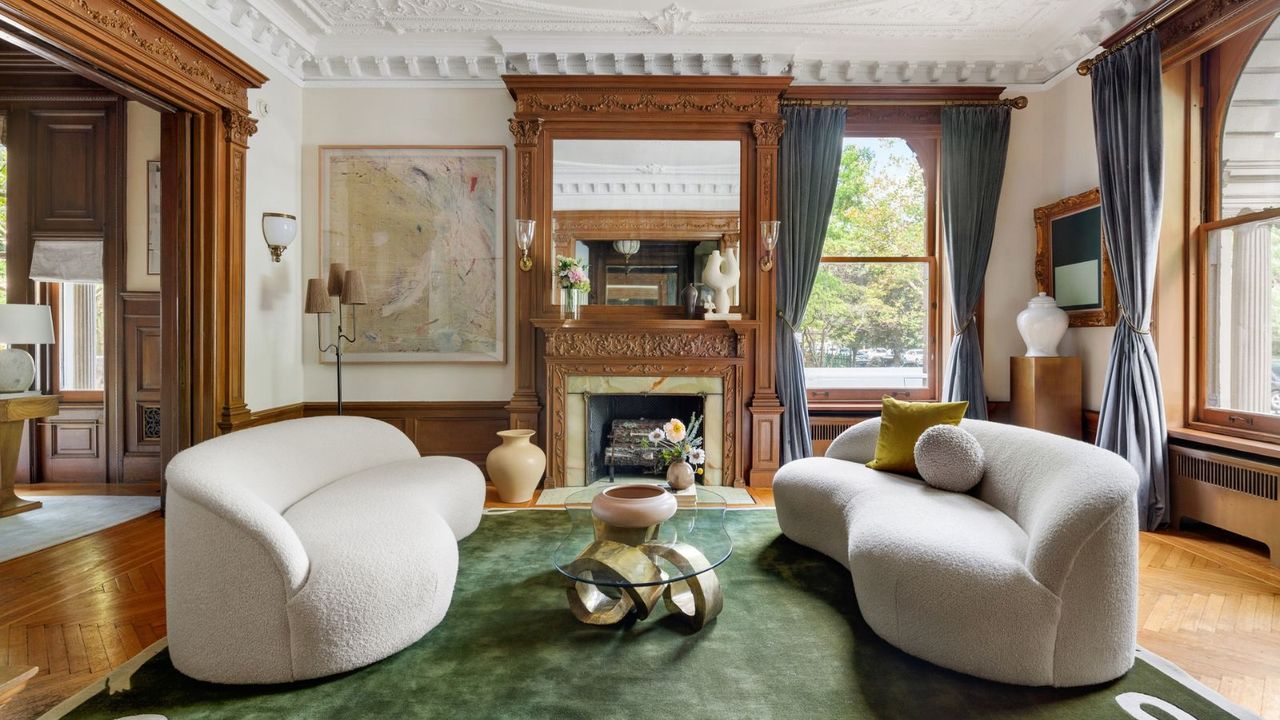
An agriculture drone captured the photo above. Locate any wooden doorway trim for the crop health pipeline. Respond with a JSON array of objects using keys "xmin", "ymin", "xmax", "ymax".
[{"xmin": 0, "ymin": 0, "xmax": 267, "ymax": 460}]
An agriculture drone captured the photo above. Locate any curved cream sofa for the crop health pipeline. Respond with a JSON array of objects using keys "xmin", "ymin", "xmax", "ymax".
[
  {"xmin": 164, "ymin": 416, "xmax": 485, "ymax": 684},
  {"xmin": 774, "ymin": 418, "xmax": 1138, "ymax": 687}
]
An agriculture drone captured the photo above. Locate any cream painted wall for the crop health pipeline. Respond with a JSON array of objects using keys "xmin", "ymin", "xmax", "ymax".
[
  {"xmin": 125, "ymin": 102, "xmax": 161, "ymax": 292},
  {"xmin": 985, "ymin": 72, "xmax": 1113, "ymax": 410},
  {"xmin": 151, "ymin": 0, "xmax": 307, "ymax": 413},
  {"xmin": 300, "ymin": 88, "xmax": 517, "ymax": 402},
  {"xmin": 243, "ymin": 74, "xmax": 305, "ymax": 411}
]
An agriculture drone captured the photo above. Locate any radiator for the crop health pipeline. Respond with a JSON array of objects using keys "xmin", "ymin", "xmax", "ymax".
[
  {"xmin": 1170, "ymin": 445, "xmax": 1279, "ymax": 566},
  {"xmin": 809, "ymin": 417, "xmax": 865, "ymax": 457}
]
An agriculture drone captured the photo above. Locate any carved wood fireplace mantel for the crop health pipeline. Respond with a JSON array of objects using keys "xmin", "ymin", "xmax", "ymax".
[
  {"xmin": 504, "ymin": 74, "xmax": 791, "ymax": 487},
  {"xmin": 535, "ymin": 319, "xmax": 756, "ymax": 488}
]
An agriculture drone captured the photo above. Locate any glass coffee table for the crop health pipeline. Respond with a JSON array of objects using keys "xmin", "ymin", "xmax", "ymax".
[{"xmin": 553, "ymin": 485, "xmax": 733, "ymax": 630}]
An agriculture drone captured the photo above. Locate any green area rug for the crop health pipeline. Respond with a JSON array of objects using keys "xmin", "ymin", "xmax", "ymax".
[{"xmin": 64, "ymin": 511, "xmax": 1251, "ymax": 719}]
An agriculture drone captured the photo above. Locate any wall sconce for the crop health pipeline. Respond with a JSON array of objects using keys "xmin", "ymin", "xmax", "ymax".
[
  {"xmin": 612, "ymin": 239, "xmax": 640, "ymax": 271},
  {"xmin": 515, "ymin": 218, "xmax": 535, "ymax": 271},
  {"xmin": 760, "ymin": 220, "xmax": 780, "ymax": 271},
  {"xmin": 262, "ymin": 212, "xmax": 298, "ymax": 263},
  {"xmin": 306, "ymin": 263, "xmax": 367, "ymax": 415}
]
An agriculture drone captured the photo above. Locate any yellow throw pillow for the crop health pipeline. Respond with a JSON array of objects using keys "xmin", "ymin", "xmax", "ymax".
[{"xmin": 867, "ymin": 396, "xmax": 969, "ymax": 475}]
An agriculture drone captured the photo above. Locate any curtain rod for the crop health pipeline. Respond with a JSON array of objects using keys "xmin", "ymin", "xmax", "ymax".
[
  {"xmin": 779, "ymin": 96, "xmax": 1029, "ymax": 110},
  {"xmin": 1077, "ymin": 0, "xmax": 1198, "ymax": 75}
]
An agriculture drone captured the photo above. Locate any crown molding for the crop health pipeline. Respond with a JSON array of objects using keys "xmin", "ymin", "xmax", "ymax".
[{"xmin": 162, "ymin": 0, "xmax": 1160, "ymax": 88}]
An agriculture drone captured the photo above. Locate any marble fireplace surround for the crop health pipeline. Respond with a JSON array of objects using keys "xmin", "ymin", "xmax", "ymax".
[
  {"xmin": 538, "ymin": 320, "xmax": 749, "ymax": 489},
  {"xmin": 566, "ymin": 375, "xmax": 726, "ymax": 487}
]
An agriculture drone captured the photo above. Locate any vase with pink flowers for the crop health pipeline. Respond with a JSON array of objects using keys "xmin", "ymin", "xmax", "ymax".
[
  {"xmin": 641, "ymin": 413, "xmax": 706, "ymax": 491},
  {"xmin": 555, "ymin": 255, "xmax": 591, "ymax": 320}
]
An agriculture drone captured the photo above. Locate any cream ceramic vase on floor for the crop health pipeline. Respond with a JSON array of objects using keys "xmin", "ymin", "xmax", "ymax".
[{"xmin": 486, "ymin": 430, "xmax": 546, "ymax": 503}]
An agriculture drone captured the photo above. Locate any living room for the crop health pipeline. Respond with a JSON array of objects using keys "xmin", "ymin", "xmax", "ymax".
[{"xmin": 0, "ymin": 0, "xmax": 1278, "ymax": 718}]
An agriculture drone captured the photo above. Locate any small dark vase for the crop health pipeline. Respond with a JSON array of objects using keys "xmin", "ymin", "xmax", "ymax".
[{"xmin": 681, "ymin": 283, "xmax": 699, "ymax": 319}]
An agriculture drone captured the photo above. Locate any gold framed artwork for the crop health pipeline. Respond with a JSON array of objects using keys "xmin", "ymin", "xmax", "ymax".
[
  {"xmin": 319, "ymin": 145, "xmax": 507, "ymax": 363},
  {"xmin": 1033, "ymin": 187, "xmax": 1117, "ymax": 328}
]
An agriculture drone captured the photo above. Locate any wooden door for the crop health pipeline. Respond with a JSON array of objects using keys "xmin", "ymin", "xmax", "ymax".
[{"xmin": 4, "ymin": 98, "xmax": 125, "ymax": 483}]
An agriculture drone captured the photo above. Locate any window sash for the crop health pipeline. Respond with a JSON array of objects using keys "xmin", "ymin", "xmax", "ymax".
[
  {"xmin": 804, "ymin": 134, "xmax": 941, "ymax": 405},
  {"xmin": 1194, "ymin": 207, "xmax": 1280, "ymax": 441}
]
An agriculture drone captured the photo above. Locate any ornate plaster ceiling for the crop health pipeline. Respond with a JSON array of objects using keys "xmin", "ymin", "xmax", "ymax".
[{"xmin": 182, "ymin": 0, "xmax": 1158, "ymax": 87}]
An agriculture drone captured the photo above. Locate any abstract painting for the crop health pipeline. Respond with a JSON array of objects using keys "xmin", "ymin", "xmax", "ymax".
[{"xmin": 320, "ymin": 146, "xmax": 506, "ymax": 362}]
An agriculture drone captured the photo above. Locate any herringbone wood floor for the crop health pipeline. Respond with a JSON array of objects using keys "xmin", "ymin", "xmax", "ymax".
[{"xmin": 2, "ymin": 488, "xmax": 1278, "ymax": 719}]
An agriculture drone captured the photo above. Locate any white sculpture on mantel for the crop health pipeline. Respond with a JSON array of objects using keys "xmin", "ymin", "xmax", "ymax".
[{"xmin": 702, "ymin": 248, "xmax": 742, "ymax": 320}]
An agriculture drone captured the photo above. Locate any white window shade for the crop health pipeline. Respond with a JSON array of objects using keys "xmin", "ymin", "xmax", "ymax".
[{"xmin": 28, "ymin": 240, "xmax": 103, "ymax": 283}]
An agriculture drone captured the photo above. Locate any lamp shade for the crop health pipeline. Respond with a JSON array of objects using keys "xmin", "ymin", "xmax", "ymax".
[
  {"xmin": 327, "ymin": 262, "xmax": 346, "ymax": 297},
  {"xmin": 0, "ymin": 304, "xmax": 54, "ymax": 344},
  {"xmin": 612, "ymin": 240, "xmax": 641, "ymax": 258},
  {"xmin": 760, "ymin": 220, "xmax": 781, "ymax": 251},
  {"xmin": 305, "ymin": 278, "xmax": 332, "ymax": 314},
  {"xmin": 340, "ymin": 270, "xmax": 367, "ymax": 305},
  {"xmin": 262, "ymin": 213, "xmax": 297, "ymax": 248},
  {"xmin": 515, "ymin": 219, "xmax": 535, "ymax": 252}
]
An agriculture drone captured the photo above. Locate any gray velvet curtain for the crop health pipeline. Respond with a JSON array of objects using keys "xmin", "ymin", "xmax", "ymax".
[
  {"xmin": 777, "ymin": 106, "xmax": 846, "ymax": 463},
  {"xmin": 1091, "ymin": 31, "xmax": 1169, "ymax": 531},
  {"xmin": 941, "ymin": 105, "xmax": 1011, "ymax": 420}
]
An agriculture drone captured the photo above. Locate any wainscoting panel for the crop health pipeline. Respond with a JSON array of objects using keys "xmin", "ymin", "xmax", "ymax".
[
  {"xmin": 121, "ymin": 293, "xmax": 161, "ymax": 482},
  {"xmin": 302, "ymin": 402, "xmax": 509, "ymax": 477},
  {"xmin": 38, "ymin": 403, "xmax": 105, "ymax": 483}
]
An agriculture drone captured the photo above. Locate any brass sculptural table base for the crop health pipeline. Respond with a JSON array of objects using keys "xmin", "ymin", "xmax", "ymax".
[{"xmin": 564, "ymin": 539, "xmax": 724, "ymax": 630}]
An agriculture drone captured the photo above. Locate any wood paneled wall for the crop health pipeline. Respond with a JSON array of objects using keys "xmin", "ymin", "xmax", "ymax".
[
  {"xmin": 121, "ymin": 292, "xmax": 161, "ymax": 482},
  {"xmin": 304, "ymin": 402, "xmax": 510, "ymax": 476},
  {"xmin": 245, "ymin": 402, "xmax": 510, "ymax": 477}
]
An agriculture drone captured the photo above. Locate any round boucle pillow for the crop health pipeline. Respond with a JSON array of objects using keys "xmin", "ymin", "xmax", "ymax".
[{"xmin": 913, "ymin": 424, "xmax": 984, "ymax": 492}]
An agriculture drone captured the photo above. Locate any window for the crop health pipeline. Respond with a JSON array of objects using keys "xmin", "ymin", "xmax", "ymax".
[
  {"xmin": 800, "ymin": 136, "xmax": 938, "ymax": 403},
  {"xmin": 52, "ymin": 282, "xmax": 104, "ymax": 394},
  {"xmin": 1201, "ymin": 212, "xmax": 1279, "ymax": 432},
  {"xmin": 1195, "ymin": 15, "xmax": 1280, "ymax": 440}
]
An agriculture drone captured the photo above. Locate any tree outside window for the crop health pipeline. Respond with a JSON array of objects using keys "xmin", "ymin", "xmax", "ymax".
[{"xmin": 800, "ymin": 137, "xmax": 937, "ymax": 403}]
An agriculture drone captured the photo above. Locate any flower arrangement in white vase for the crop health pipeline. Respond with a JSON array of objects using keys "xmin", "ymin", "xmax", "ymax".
[
  {"xmin": 641, "ymin": 414, "xmax": 705, "ymax": 490},
  {"xmin": 554, "ymin": 255, "xmax": 591, "ymax": 320}
]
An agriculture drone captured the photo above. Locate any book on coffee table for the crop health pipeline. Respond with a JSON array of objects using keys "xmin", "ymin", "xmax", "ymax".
[{"xmin": 665, "ymin": 483, "xmax": 698, "ymax": 507}]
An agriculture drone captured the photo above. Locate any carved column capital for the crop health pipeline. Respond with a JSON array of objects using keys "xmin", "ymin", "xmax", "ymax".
[
  {"xmin": 751, "ymin": 119, "xmax": 786, "ymax": 147},
  {"xmin": 508, "ymin": 117, "xmax": 544, "ymax": 146},
  {"xmin": 222, "ymin": 108, "xmax": 258, "ymax": 145}
]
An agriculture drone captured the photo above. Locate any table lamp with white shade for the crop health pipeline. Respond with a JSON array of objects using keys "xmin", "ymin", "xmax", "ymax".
[{"xmin": 0, "ymin": 304, "xmax": 54, "ymax": 393}]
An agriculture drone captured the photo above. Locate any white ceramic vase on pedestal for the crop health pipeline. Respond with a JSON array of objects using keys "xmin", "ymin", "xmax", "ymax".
[{"xmin": 1016, "ymin": 292, "xmax": 1069, "ymax": 357}]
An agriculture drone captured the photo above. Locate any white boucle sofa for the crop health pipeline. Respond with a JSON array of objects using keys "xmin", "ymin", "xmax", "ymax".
[
  {"xmin": 164, "ymin": 416, "xmax": 485, "ymax": 684},
  {"xmin": 774, "ymin": 418, "xmax": 1138, "ymax": 687}
]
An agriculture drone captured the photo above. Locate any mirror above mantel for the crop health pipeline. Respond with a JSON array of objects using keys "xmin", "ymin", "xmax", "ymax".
[
  {"xmin": 551, "ymin": 139, "xmax": 742, "ymax": 309},
  {"xmin": 503, "ymin": 73, "xmax": 790, "ymax": 486}
]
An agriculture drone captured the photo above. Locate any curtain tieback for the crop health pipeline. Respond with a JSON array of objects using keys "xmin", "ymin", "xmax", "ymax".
[
  {"xmin": 1119, "ymin": 306, "xmax": 1151, "ymax": 336},
  {"xmin": 776, "ymin": 310, "xmax": 799, "ymax": 334},
  {"xmin": 953, "ymin": 313, "xmax": 977, "ymax": 337}
]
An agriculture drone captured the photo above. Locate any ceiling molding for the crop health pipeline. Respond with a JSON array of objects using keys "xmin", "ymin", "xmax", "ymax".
[{"xmin": 165, "ymin": 0, "xmax": 1160, "ymax": 88}]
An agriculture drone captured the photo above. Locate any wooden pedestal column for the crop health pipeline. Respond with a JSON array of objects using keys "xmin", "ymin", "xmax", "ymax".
[{"xmin": 1010, "ymin": 356, "xmax": 1083, "ymax": 440}]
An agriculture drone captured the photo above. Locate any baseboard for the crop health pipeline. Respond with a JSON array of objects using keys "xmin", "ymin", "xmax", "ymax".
[{"xmin": 242, "ymin": 402, "xmax": 306, "ymax": 428}]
